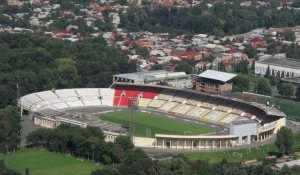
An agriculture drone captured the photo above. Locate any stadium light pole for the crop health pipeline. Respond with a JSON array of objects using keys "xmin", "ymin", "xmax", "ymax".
[
  {"xmin": 16, "ymin": 75, "xmax": 22, "ymax": 118},
  {"xmin": 164, "ymin": 61, "xmax": 172, "ymax": 86},
  {"xmin": 128, "ymin": 98, "xmax": 139, "ymax": 143}
]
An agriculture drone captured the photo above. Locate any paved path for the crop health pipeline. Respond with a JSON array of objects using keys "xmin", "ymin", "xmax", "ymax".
[{"xmin": 20, "ymin": 115, "xmax": 40, "ymax": 146}]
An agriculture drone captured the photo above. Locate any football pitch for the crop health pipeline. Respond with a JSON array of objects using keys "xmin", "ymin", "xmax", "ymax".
[
  {"xmin": 99, "ymin": 111, "xmax": 216, "ymax": 137},
  {"xmin": 0, "ymin": 148, "xmax": 101, "ymax": 175}
]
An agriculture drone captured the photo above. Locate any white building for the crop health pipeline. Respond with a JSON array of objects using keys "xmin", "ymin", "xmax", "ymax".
[{"xmin": 255, "ymin": 58, "xmax": 300, "ymax": 78}]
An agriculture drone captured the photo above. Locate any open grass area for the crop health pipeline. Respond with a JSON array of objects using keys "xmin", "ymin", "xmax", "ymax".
[
  {"xmin": 99, "ymin": 111, "xmax": 216, "ymax": 137},
  {"xmin": 0, "ymin": 148, "xmax": 101, "ymax": 175}
]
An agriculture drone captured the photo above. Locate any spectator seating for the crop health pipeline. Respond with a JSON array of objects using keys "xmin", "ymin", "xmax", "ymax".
[
  {"xmin": 148, "ymin": 99, "xmax": 167, "ymax": 108},
  {"xmin": 217, "ymin": 100, "xmax": 238, "ymax": 112},
  {"xmin": 173, "ymin": 91, "xmax": 193, "ymax": 103},
  {"xmin": 138, "ymin": 98, "xmax": 152, "ymax": 107},
  {"xmin": 231, "ymin": 103, "xmax": 252, "ymax": 115},
  {"xmin": 158, "ymin": 89, "xmax": 178, "ymax": 100},
  {"xmin": 202, "ymin": 97, "xmax": 223, "ymax": 109},
  {"xmin": 186, "ymin": 94, "xmax": 208, "ymax": 105},
  {"xmin": 66, "ymin": 101, "xmax": 85, "ymax": 108},
  {"xmin": 246, "ymin": 107, "xmax": 266, "ymax": 121},
  {"xmin": 100, "ymin": 88, "xmax": 115, "ymax": 106},
  {"xmin": 36, "ymin": 91, "xmax": 58, "ymax": 100},
  {"xmin": 219, "ymin": 114, "xmax": 240, "ymax": 124},
  {"xmin": 141, "ymin": 88, "xmax": 161, "ymax": 98},
  {"xmin": 51, "ymin": 102, "xmax": 70, "ymax": 110},
  {"xmin": 170, "ymin": 104, "xmax": 194, "ymax": 114},
  {"xmin": 159, "ymin": 101, "xmax": 179, "ymax": 112},
  {"xmin": 203, "ymin": 111, "xmax": 228, "ymax": 122},
  {"xmin": 54, "ymin": 89, "xmax": 77, "ymax": 98},
  {"xmin": 186, "ymin": 107, "xmax": 210, "ymax": 118}
]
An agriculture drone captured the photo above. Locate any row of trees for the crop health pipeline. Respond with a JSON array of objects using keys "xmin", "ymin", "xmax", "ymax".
[
  {"xmin": 120, "ymin": 1, "xmax": 300, "ymax": 36},
  {"xmin": 26, "ymin": 125, "xmax": 134, "ymax": 165},
  {"xmin": 0, "ymin": 108, "xmax": 21, "ymax": 154},
  {"xmin": 91, "ymin": 150, "xmax": 300, "ymax": 175},
  {"xmin": 0, "ymin": 160, "xmax": 22, "ymax": 175},
  {"xmin": 0, "ymin": 32, "xmax": 137, "ymax": 108}
]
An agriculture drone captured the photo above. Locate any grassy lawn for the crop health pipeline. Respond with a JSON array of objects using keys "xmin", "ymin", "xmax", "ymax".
[
  {"xmin": 99, "ymin": 111, "xmax": 216, "ymax": 137},
  {"xmin": 257, "ymin": 97, "xmax": 300, "ymax": 119},
  {"xmin": 0, "ymin": 148, "xmax": 101, "ymax": 175}
]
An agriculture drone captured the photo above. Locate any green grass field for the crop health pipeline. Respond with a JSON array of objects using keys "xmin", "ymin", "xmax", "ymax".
[
  {"xmin": 0, "ymin": 148, "xmax": 101, "ymax": 175},
  {"xmin": 99, "ymin": 111, "xmax": 216, "ymax": 137}
]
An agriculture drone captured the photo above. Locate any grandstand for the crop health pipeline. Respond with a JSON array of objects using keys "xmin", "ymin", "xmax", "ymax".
[
  {"xmin": 170, "ymin": 104, "xmax": 194, "ymax": 115},
  {"xmin": 19, "ymin": 82, "xmax": 286, "ymax": 150},
  {"xmin": 158, "ymin": 89, "xmax": 178, "ymax": 101},
  {"xmin": 173, "ymin": 90, "xmax": 193, "ymax": 103},
  {"xmin": 159, "ymin": 101, "xmax": 179, "ymax": 112},
  {"xmin": 186, "ymin": 93, "xmax": 208, "ymax": 106}
]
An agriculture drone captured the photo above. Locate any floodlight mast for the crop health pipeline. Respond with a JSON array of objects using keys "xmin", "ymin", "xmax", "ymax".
[
  {"xmin": 16, "ymin": 75, "xmax": 21, "ymax": 118},
  {"xmin": 164, "ymin": 61, "xmax": 172, "ymax": 86},
  {"xmin": 128, "ymin": 98, "xmax": 139, "ymax": 143}
]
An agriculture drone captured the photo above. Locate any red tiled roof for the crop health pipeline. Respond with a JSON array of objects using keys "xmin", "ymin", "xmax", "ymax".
[{"xmin": 250, "ymin": 37, "xmax": 263, "ymax": 42}]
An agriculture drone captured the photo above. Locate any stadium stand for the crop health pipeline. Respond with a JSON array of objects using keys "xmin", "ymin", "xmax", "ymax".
[
  {"xmin": 54, "ymin": 89, "xmax": 77, "ymax": 98},
  {"xmin": 23, "ymin": 94, "xmax": 43, "ymax": 104},
  {"xmin": 51, "ymin": 102, "xmax": 70, "ymax": 110},
  {"xmin": 186, "ymin": 93, "xmax": 208, "ymax": 105},
  {"xmin": 36, "ymin": 91, "xmax": 58, "ymax": 100},
  {"xmin": 138, "ymin": 98, "xmax": 152, "ymax": 107},
  {"xmin": 203, "ymin": 110, "xmax": 228, "ymax": 122},
  {"xmin": 231, "ymin": 103, "xmax": 252, "ymax": 115},
  {"xmin": 159, "ymin": 101, "xmax": 179, "ymax": 112},
  {"xmin": 186, "ymin": 107, "xmax": 211, "ymax": 118},
  {"xmin": 170, "ymin": 104, "xmax": 194, "ymax": 114},
  {"xmin": 141, "ymin": 88, "xmax": 161, "ymax": 98},
  {"xmin": 100, "ymin": 88, "xmax": 115, "ymax": 106},
  {"xmin": 202, "ymin": 97, "xmax": 223, "ymax": 109},
  {"xmin": 173, "ymin": 90, "xmax": 193, "ymax": 103},
  {"xmin": 220, "ymin": 114, "xmax": 240, "ymax": 124},
  {"xmin": 246, "ymin": 107, "xmax": 266, "ymax": 121},
  {"xmin": 148, "ymin": 99, "xmax": 167, "ymax": 108},
  {"xmin": 217, "ymin": 100, "xmax": 238, "ymax": 112},
  {"xmin": 158, "ymin": 89, "xmax": 178, "ymax": 100}
]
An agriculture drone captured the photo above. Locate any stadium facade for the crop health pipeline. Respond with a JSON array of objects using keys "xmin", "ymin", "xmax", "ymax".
[{"xmin": 19, "ymin": 82, "xmax": 286, "ymax": 150}]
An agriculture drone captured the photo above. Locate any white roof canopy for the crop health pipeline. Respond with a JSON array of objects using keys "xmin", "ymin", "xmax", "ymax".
[{"xmin": 197, "ymin": 70, "xmax": 237, "ymax": 82}]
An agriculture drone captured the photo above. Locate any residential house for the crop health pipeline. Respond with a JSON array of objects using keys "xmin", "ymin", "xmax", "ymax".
[
  {"xmin": 170, "ymin": 47, "xmax": 187, "ymax": 59},
  {"xmin": 53, "ymin": 29, "xmax": 73, "ymax": 39},
  {"xmin": 186, "ymin": 50, "xmax": 202, "ymax": 60},
  {"xmin": 250, "ymin": 37, "xmax": 267, "ymax": 47},
  {"xmin": 135, "ymin": 39, "xmax": 153, "ymax": 47}
]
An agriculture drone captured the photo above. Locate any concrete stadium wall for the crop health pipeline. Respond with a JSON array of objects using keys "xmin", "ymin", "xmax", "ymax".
[{"xmin": 134, "ymin": 137, "xmax": 156, "ymax": 147}]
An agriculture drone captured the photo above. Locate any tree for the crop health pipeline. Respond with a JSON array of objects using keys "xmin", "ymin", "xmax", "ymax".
[
  {"xmin": 282, "ymin": 29, "xmax": 296, "ymax": 41},
  {"xmin": 234, "ymin": 60, "xmax": 249, "ymax": 74},
  {"xmin": 233, "ymin": 74, "xmax": 250, "ymax": 91},
  {"xmin": 296, "ymin": 86, "xmax": 300, "ymax": 100},
  {"xmin": 275, "ymin": 126, "xmax": 294, "ymax": 154},
  {"xmin": 135, "ymin": 47, "xmax": 149, "ymax": 58},
  {"xmin": 114, "ymin": 135, "xmax": 134, "ymax": 151},
  {"xmin": 265, "ymin": 65, "xmax": 270, "ymax": 78},
  {"xmin": 277, "ymin": 83, "xmax": 294, "ymax": 99},
  {"xmin": 256, "ymin": 77, "xmax": 271, "ymax": 95},
  {"xmin": 25, "ymin": 168, "xmax": 30, "ymax": 175},
  {"xmin": 243, "ymin": 45, "xmax": 257, "ymax": 58}
]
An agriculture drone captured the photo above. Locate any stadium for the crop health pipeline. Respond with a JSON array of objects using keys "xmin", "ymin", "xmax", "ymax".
[{"xmin": 19, "ymin": 71, "xmax": 286, "ymax": 150}]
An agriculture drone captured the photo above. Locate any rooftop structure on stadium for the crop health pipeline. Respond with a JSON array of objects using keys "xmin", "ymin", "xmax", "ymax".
[{"xmin": 113, "ymin": 70, "xmax": 194, "ymax": 88}]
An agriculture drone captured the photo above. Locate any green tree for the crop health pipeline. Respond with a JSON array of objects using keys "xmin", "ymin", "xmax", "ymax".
[
  {"xmin": 282, "ymin": 29, "xmax": 296, "ymax": 41},
  {"xmin": 295, "ymin": 86, "xmax": 300, "ymax": 100},
  {"xmin": 256, "ymin": 77, "xmax": 271, "ymax": 95},
  {"xmin": 115, "ymin": 135, "xmax": 134, "ymax": 151},
  {"xmin": 277, "ymin": 83, "xmax": 294, "ymax": 98},
  {"xmin": 135, "ymin": 47, "xmax": 149, "ymax": 58},
  {"xmin": 243, "ymin": 45, "xmax": 257, "ymax": 58},
  {"xmin": 275, "ymin": 126, "xmax": 294, "ymax": 154},
  {"xmin": 25, "ymin": 168, "xmax": 30, "ymax": 175},
  {"xmin": 233, "ymin": 74, "xmax": 250, "ymax": 91},
  {"xmin": 265, "ymin": 65, "xmax": 270, "ymax": 78}
]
